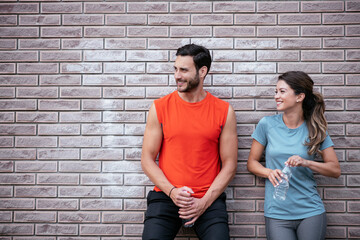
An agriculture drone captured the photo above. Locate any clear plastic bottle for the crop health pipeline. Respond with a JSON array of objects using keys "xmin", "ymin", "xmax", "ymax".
[
  {"xmin": 182, "ymin": 218, "xmax": 194, "ymax": 228},
  {"xmin": 182, "ymin": 190, "xmax": 194, "ymax": 227},
  {"xmin": 273, "ymin": 165, "xmax": 292, "ymax": 201}
]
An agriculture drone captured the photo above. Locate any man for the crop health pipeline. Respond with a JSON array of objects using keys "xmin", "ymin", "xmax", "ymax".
[{"xmin": 141, "ymin": 44, "xmax": 238, "ymax": 239}]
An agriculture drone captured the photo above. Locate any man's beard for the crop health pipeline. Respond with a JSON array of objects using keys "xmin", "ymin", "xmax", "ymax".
[{"xmin": 177, "ymin": 72, "xmax": 200, "ymax": 92}]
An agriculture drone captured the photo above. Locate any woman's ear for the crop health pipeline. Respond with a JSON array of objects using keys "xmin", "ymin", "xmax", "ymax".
[{"xmin": 297, "ymin": 93, "xmax": 305, "ymax": 103}]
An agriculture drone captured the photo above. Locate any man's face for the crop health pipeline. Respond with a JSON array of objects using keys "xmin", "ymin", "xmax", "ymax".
[{"xmin": 174, "ymin": 55, "xmax": 200, "ymax": 93}]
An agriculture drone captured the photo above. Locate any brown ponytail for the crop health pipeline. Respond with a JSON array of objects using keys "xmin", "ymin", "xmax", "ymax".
[{"xmin": 304, "ymin": 92, "xmax": 327, "ymax": 155}]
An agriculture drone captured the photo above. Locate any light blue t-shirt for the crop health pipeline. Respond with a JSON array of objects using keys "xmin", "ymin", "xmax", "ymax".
[{"xmin": 252, "ymin": 114, "xmax": 334, "ymax": 220}]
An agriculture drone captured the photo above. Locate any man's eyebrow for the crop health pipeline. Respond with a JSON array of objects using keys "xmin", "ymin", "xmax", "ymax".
[{"xmin": 174, "ymin": 66, "xmax": 188, "ymax": 70}]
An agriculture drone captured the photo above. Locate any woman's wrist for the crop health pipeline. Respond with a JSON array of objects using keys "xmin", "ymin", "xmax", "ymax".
[
  {"xmin": 302, "ymin": 159, "xmax": 310, "ymax": 168},
  {"xmin": 266, "ymin": 168, "xmax": 273, "ymax": 179}
]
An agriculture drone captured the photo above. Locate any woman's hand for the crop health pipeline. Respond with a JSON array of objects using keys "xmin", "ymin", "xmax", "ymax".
[
  {"xmin": 267, "ymin": 168, "xmax": 284, "ymax": 187},
  {"xmin": 285, "ymin": 155, "xmax": 309, "ymax": 167}
]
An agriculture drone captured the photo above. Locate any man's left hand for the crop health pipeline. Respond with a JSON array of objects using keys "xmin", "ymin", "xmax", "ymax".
[{"xmin": 178, "ymin": 197, "xmax": 207, "ymax": 226}]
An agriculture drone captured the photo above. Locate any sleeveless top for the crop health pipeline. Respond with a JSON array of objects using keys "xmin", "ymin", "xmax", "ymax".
[{"xmin": 154, "ymin": 91, "xmax": 229, "ymax": 198}]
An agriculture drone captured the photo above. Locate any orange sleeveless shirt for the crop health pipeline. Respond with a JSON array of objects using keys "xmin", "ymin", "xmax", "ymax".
[{"xmin": 154, "ymin": 91, "xmax": 229, "ymax": 198}]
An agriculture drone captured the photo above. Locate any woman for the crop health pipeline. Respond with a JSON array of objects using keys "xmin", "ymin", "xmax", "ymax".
[{"xmin": 247, "ymin": 71, "xmax": 341, "ymax": 240}]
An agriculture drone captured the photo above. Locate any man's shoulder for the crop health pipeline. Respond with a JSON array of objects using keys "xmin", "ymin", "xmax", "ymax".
[
  {"xmin": 155, "ymin": 91, "xmax": 176, "ymax": 103},
  {"xmin": 154, "ymin": 91, "xmax": 178, "ymax": 114},
  {"xmin": 207, "ymin": 92, "xmax": 229, "ymax": 106}
]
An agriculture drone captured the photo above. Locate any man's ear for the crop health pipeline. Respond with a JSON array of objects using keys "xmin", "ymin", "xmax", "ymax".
[{"xmin": 199, "ymin": 66, "xmax": 208, "ymax": 79}]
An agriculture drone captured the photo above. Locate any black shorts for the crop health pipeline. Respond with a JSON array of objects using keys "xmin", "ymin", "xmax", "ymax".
[{"xmin": 142, "ymin": 191, "xmax": 230, "ymax": 240}]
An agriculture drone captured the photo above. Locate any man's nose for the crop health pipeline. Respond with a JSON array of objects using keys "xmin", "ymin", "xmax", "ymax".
[{"xmin": 174, "ymin": 70, "xmax": 181, "ymax": 79}]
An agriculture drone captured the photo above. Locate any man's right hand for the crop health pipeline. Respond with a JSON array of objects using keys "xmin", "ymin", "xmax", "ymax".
[{"xmin": 170, "ymin": 186, "xmax": 194, "ymax": 208}]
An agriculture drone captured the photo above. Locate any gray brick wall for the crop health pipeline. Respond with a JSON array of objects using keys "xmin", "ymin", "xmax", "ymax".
[{"xmin": 0, "ymin": 0, "xmax": 359, "ymax": 239}]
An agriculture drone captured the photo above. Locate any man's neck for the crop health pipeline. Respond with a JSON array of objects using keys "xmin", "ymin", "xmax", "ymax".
[{"xmin": 177, "ymin": 89, "xmax": 207, "ymax": 103}]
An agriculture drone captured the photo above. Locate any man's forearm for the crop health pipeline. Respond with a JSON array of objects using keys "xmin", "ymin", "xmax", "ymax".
[
  {"xmin": 142, "ymin": 157, "xmax": 174, "ymax": 197},
  {"xmin": 201, "ymin": 162, "xmax": 236, "ymax": 209}
]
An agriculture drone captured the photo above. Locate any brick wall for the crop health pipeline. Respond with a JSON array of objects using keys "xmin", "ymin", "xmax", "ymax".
[{"xmin": 0, "ymin": 0, "xmax": 359, "ymax": 239}]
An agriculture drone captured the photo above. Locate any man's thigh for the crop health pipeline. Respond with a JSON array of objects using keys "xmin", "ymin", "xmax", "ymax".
[
  {"xmin": 142, "ymin": 191, "xmax": 182, "ymax": 240},
  {"xmin": 194, "ymin": 192, "xmax": 230, "ymax": 240}
]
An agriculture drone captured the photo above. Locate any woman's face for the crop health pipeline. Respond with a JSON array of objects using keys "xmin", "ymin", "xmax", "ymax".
[{"xmin": 275, "ymin": 80, "xmax": 301, "ymax": 112}]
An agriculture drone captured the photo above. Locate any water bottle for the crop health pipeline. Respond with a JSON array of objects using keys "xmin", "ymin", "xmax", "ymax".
[
  {"xmin": 182, "ymin": 218, "xmax": 194, "ymax": 228},
  {"xmin": 273, "ymin": 165, "xmax": 292, "ymax": 201},
  {"xmin": 182, "ymin": 189, "xmax": 194, "ymax": 227}
]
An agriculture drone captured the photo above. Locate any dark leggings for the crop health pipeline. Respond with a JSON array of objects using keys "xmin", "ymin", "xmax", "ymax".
[
  {"xmin": 265, "ymin": 212, "xmax": 327, "ymax": 240},
  {"xmin": 142, "ymin": 191, "xmax": 229, "ymax": 240}
]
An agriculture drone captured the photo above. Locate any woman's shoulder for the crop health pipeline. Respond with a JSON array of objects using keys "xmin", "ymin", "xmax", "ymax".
[{"xmin": 259, "ymin": 114, "xmax": 282, "ymax": 126}]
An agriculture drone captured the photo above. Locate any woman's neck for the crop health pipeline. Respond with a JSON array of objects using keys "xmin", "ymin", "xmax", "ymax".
[{"xmin": 282, "ymin": 111, "xmax": 304, "ymax": 129}]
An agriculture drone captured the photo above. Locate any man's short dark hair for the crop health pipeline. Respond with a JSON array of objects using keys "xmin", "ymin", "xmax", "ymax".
[{"xmin": 176, "ymin": 44, "xmax": 212, "ymax": 75}]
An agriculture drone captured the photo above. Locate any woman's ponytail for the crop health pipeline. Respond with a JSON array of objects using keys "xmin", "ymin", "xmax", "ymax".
[{"xmin": 304, "ymin": 92, "xmax": 327, "ymax": 155}]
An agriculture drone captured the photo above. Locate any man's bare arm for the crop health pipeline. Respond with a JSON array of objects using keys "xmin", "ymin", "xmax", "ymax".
[{"xmin": 141, "ymin": 103, "xmax": 193, "ymax": 207}]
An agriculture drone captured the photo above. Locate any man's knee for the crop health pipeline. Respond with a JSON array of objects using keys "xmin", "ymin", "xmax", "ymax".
[
  {"xmin": 142, "ymin": 217, "xmax": 180, "ymax": 240},
  {"xmin": 194, "ymin": 193, "xmax": 229, "ymax": 239},
  {"xmin": 196, "ymin": 221, "xmax": 229, "ymax": 240},
  {"xmin": 142, "ymin": 191, "xmax": 182, "ymax": 239}
]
